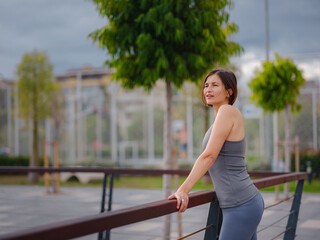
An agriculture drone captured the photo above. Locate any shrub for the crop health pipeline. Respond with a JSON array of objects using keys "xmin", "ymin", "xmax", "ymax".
[
  {"xmin": 0, "ymin": 155, "xmax": 44, "ymax": 167},
  {"xmin": 291, "ymin": 151, "xmax": 320, "ymax": 178}
]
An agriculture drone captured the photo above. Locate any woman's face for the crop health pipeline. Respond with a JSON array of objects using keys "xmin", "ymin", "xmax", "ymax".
[{"xmin": 203, "ymin": 74, "xmax": 230, "ymax": 106}]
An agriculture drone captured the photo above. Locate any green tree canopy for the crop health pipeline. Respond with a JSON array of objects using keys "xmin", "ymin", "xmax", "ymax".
[
  {"xmin": 89, "ymin": 0, "xmax": 242, "ymax": 88},
  {"xmin": 249, "ymin": 53, "xmax": 305, "ymax": 113},
  {"xmin": 248, "ymin": 54, "xmax": 306, "ymax": 196},
  {"xmin": 17, "ymin": 50, "xmax": 55, "ymax": 120}
]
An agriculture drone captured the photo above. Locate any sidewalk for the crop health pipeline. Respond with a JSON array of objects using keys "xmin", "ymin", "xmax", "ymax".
[{"xmin": 0, "ymin": 185, "xmax": 319, "ymax": 239}]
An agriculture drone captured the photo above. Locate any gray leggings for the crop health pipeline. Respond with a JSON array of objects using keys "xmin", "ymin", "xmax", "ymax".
[{"xmin": 219, "ymin": 193, "xmax": 264, "ymax": 240}]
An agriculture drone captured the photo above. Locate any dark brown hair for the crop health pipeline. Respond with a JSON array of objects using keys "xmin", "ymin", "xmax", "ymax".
[{"xmin": 201, "ymin": 69, "xmax": 238, "ymax": 106}]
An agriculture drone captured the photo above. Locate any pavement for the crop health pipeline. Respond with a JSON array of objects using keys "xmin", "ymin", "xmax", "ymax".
[{"xmin": 0, "ymin": 185, "xmax": 319, "ymax": 240}]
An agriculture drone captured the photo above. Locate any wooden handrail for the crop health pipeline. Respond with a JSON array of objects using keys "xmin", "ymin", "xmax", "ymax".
[
  {"xmin": 254, "ymin": 172, "xmax": 307, "ymax": 189},
  {"xmin": 0, "ymin": 171, "xmax": 307, "ymax": 240},
  {"xmin": 0, "ymin": 189, "xmax": 218, "ymax": 240}
]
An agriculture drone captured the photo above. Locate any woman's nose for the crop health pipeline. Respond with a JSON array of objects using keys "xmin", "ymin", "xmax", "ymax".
[{"xmin": 206, "ymin": 85, "xmax": 213, "ymax": 91}]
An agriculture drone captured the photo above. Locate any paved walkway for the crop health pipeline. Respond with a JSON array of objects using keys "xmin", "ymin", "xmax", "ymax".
[{"xmin": 0, "ymin": 185, "xmax": 319, "ymax": 239}]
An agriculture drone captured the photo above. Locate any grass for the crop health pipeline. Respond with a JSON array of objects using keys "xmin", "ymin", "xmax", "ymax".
[
  {"xmin": 0, "ymin": 174, "xmax": 319, "ymax": 193},
  {"xmin": 259, "ymin": 179, "xmax": 320, "ymax": 193}
]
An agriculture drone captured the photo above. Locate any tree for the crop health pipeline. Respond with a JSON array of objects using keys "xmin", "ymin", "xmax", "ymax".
[
  {"xmin": 89, "ymin": 1, "xmax": 242, "ymax": 238},
  {"xmin": 16, "ymin": 50, "xmax": 56, "ymax": 183},
  {"xmin": 248, "ymin": 53, "xmax": 305, "ymax": 195}
]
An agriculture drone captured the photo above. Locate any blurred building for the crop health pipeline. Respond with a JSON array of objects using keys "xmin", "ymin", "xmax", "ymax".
[
  {"xmin": 1, "ymin": 66, "xmax": 319, "ymax": 170},
  {"xmin": 54, "ymin": 66, "xmax": 169, "ymax": 167}
]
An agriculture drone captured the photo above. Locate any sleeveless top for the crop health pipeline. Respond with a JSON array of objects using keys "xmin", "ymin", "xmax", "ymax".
[{"xmin": 202, "ymin": 125, "xmax": 258, "ymax": 208}]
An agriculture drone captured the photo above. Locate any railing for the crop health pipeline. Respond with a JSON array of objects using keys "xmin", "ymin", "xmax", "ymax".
[{"xmin": 0, "ymin": 167, "xmax": 307, "ymax": 240}]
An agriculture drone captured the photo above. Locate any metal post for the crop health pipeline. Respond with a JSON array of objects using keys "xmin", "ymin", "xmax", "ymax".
[
  {"xmin": 107, "ymin": 174, "xmax": 114, "ymax": 211},
  {"xmin": 265, "ymin": 0, "xmax": 273, "ymax": 165},
  {"xmin": 104, "ymin": 174, "xmax": 114, "ymax": 240},
  {"xmin": 98, "ymin": 173, "xmax": 114, "ymax": 240},
  {"xmin": 204, "ymin": 201, "xmax": 222, "ymax": 240},
  {"xmin": 265, "ymin": 0, "xmax": 269, "ymax": 61},
  {"xmin": 98, "ymin": 174, "xmax": 108, "ymax": 240},
  {"xmin": 284, "ymin": 179, "xmax": 304, "ymax": 240},
  {"xmin": 100, "ymin": 173, "xmax": 108, "ymax": 213}
]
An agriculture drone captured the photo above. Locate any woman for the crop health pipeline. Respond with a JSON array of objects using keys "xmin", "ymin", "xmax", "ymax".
[{"xmin": 168, "ymin": 69, "xmax": 264, "ymax": 240}]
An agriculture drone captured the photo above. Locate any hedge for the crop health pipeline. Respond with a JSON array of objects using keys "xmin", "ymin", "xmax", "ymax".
[
  {"xmin": 291, "ymin": 151, "xmax": 320, "ymax": 178},
  {"xmin": 0, "ymin": 155, "xmax": 44, "ymax": 167}
]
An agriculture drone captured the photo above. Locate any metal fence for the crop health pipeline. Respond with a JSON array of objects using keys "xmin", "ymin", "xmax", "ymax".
[{"xmin": 0, "ymin": 167, "xmax": 307, "ymax": 240}]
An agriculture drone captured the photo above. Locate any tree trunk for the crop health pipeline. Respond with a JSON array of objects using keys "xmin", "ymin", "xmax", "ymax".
[
  {"xmin": 284, "ymin": 104, "xmax": 291, "ymax": 197},
  {"xmin": 163, "ymin": 80, "xmax": 173, "ymax": 240},
  {"xmin": 28, "ymin": 117, "xmax": 39, "ymax": 183}
]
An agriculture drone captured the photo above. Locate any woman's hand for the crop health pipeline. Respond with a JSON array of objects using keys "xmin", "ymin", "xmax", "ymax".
[{"xmin": 168, "ymin": 190, "xmax": 189, "ymax": 213}]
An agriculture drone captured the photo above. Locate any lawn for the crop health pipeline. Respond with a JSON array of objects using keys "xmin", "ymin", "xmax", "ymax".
[{"xmin": 0, "ymin": 174, "xmax": 319, "ymax": 193}]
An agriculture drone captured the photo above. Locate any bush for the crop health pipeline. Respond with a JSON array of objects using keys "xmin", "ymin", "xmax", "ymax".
[
  {"xmin": 0, "ymin": 155, "xmax": 29, "ymax": 166},
  {"xmin": 291, "ymin": 151, "xmax": 320, "ymax": 178},
  {"xmin": 0, "ymin": 155, "xmax": 44, "ymax": 167}
]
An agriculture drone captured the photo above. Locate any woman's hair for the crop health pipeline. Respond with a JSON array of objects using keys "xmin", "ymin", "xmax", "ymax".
[{"xmin": 201, "ymin": 69, "xmax": 238, "ymax": 106}]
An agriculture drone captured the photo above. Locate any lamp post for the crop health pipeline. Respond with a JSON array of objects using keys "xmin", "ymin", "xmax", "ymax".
[{"xmin": 265, "ymin": 0, "xmax": 276, "ymax": 164}]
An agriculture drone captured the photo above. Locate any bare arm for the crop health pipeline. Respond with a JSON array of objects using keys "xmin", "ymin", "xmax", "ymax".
[{"xmin": 168, "ymin": 105, "xmax": 235, "ymax": 212}]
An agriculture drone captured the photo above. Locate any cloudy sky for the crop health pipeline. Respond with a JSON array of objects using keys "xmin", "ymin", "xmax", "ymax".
[{"xmin": 0, "ymin": 0, "xmax": 319, "ymax": 84}]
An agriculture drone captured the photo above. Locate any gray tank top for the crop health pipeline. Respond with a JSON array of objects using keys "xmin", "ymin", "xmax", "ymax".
[{"xmin": 202, "ymin": 125, "xmax": 258, "ymax": 208}]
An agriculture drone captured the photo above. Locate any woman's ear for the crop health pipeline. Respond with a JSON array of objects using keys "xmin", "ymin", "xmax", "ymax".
[{"xmin": 226, "ymin": 89, "xmax": 233, "ymax": 97}]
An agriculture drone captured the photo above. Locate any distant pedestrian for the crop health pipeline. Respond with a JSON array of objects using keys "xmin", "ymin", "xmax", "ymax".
[
  {"xmin": 169, "ymin": 69, "xmax": 264, "ymax": 240},
  {"xmin": 179, "ymin": 126, "xmax": 188, "ymax": 161}
]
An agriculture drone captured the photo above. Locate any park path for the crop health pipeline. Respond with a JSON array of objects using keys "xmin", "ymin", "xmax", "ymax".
[{"xmin": 0, "ymin": 186, "xmax": 319, "ymax": 239}]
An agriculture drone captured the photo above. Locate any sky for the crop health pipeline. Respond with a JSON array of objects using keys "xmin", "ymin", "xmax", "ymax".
[{"xmin": 0, "ymin": 0, "xmax": 319, "ymax": 85}]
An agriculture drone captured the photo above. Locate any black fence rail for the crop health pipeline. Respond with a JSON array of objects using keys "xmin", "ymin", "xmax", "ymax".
[{"xmin": 0, "ymin": 167, "xmax": 307, "ymax": 240}]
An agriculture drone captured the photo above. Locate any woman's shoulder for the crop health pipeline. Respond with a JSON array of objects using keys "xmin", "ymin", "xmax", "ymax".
[{"xmin": 219, "ymin": 104, "xmax": 242, "ymax": 116}]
